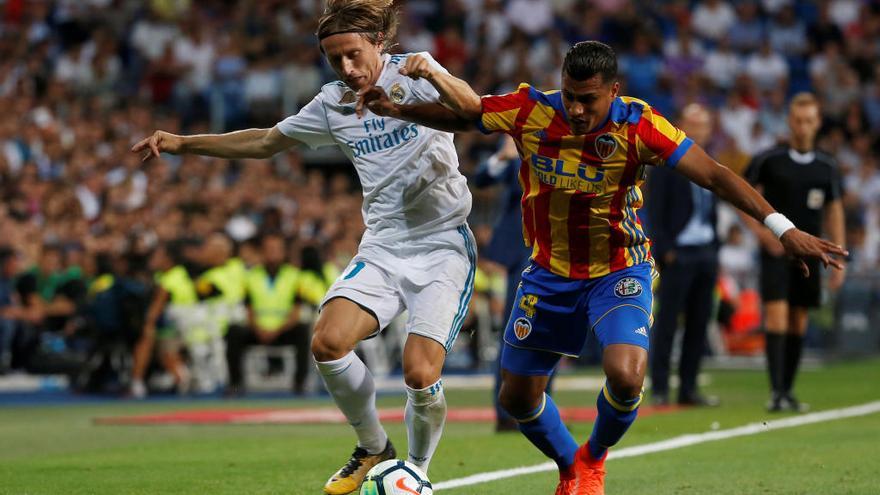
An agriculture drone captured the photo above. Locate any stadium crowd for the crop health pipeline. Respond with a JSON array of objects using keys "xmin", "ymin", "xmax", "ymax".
[{"xmin": 0, "ymin": 0, "xmax": 878, "ymax": 394}]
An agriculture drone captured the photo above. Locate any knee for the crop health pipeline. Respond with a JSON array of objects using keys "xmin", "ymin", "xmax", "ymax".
[
  {"xmin": 498, "ymin": 385, "xmax": 542, "ymax": 419},
  {"xmin": 403, "ymin": 365, "xmax": 441, "ymax": 390},
  {"xmin": 310, "ymin": 323, "xmax": 353, "ymax": 362},
  {"xmin": 604, "ymin": 361, "xmax": 645, "ymax": 400}
]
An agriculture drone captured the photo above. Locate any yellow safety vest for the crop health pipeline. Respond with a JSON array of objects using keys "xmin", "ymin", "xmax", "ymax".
[
  {"xmin": 157, "ymin": 265, "xmax": 197, "ymax": 305},
  {"xmin": 198, "ymin": 262, "xmax": 244, "ymax": 304},
  {"xmin": 222, "ymin": 257, "xmax": 248, "ymax": 303},
  {"xmin": 157, "ymin": 266, "xmax": 217, "ymax": 344},
  {"xmin": 323, "ymin": 262, "xmax": 341, "ymax": 284},
  {"xmin": 297, "ymin": 271, "xmax": 325, "ymax": 307},
  {"xmin": 247, "ymin": 264, "xmax": 300, "ymax": 332},
  {"xmin": 298, "ymin": 262, "xmax": 342, "ymax": 306}
]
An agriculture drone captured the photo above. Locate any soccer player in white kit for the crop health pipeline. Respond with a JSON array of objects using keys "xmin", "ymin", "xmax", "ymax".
[{"xmin": 131, "ymin": 1, "xmax": 480, "ymax": 493}]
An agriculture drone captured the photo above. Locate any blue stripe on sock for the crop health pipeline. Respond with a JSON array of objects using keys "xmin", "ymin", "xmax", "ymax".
[
  {"xmin": 514, "ymin": 394, "xmax": 547, "ymax": 423},
  {"xmin": 605, "ymin": 382, "xmax": 642, "ymax": 407}
]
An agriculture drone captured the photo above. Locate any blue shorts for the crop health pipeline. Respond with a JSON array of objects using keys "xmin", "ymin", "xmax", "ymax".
[{"xmin": 501, "ymin": 261, "xmax": 655, "ymax": 376}]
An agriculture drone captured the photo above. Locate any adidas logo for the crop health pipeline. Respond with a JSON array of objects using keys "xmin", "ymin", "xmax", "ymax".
[{"xmin": 634, "ymin": 326, "xmax": 648, "ymax": 337}]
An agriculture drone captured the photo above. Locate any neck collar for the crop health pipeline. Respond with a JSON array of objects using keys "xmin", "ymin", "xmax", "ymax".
[{"xmin": 788, "ymin": 148, "xmax": 815, "ymax": 164}]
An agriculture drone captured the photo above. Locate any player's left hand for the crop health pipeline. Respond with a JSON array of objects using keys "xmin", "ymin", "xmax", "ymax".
[
  {"xmin": 779, "ymin": 229, "xmax": 848, "ymax": 277},
  {"xmin": 356, "ymin": 86, "xmax": 399, "ymax": 118},
  {"xmin": 398, "ymin": 54, "xmax": 434, "ymax": 81}
]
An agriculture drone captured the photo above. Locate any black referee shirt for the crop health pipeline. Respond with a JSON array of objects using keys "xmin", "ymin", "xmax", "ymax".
[{"xmin": 746, "ymin": 145, "xmax": 842, "ymax": 236}]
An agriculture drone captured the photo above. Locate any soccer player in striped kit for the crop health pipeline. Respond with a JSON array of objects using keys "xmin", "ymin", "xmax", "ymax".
[{"xmin": 359, "ymin": 41, "xmax": 847, "ymax": 494}]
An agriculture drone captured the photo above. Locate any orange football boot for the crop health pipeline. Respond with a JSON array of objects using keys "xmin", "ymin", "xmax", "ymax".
[
  {"xmin": 572, "ymin": 442, "xmax": 607, "ymax": 495},
  {"xmin": 554, "ymin": 465, "xmax": 577, "ymax": 495}
]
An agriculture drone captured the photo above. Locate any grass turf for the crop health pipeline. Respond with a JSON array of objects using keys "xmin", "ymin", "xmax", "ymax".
[{"xmin": 1, "ymin": 357, "xmax": 878, "ymax": 494}]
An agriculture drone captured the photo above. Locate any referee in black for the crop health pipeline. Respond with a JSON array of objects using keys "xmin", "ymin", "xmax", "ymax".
[{"xmin": 745, "ymin": 93, "xmax": 846, "ymax": 412}]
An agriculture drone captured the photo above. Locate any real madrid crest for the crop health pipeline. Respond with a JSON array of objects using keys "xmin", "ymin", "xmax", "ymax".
[
  {"xmin": 595, "ymin": 133, "xmax": 618, "ymax": 160},
  {"xmin": 389, "ymin": 82, "xmax": 406, "ymax": 104},
  {"xmin": 338, "ymin": 89, "xmax": 357, "ymax": 105}
]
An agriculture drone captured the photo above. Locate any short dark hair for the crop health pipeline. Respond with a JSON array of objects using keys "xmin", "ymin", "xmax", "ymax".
[{"xmin": 562, "ymin": 41, "xmax": 618, "ymax": 83}]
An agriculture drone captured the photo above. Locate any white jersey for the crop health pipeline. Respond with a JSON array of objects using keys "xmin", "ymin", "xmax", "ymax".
[{"xmin": 276, "ymin": 52, "xmax": 472, "ymax": 244}]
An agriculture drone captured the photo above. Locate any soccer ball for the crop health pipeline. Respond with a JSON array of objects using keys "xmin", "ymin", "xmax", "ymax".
[{"xmin": 359, "ymin": 459, "xmax": 433, "ymax": 495}]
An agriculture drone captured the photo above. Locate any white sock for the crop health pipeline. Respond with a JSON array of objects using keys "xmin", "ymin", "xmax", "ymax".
[
  {"xmin": 405, "ymin": 379, "xmax": 447, "ymax": 473},
  {"xmin": 315, "ymin": 352, "xmax": 388, "ymax": 454},
  {"xmin": 130, "ymin": 379, "xmax": 146, "ymax": 399}
]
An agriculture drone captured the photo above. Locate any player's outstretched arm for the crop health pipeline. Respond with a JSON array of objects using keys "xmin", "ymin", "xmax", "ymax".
[
  {"xmin": 131, "ymin": 127, "xmax": 301, "ymax": 161},
  {"xmin": 397, "ymin": 54, "xmax": 482, "ymax": 119},
  {"xmin": 674, "ymin": 144, "xmax": 848, "ymax": 276},
  {"xmin": 358, "ymin": 86, "xmax": 478, "ymax": 133}
]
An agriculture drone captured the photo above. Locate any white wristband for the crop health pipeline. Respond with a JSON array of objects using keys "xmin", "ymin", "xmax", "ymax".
[{"xmin": 764, "ymin": 212, "xmax": 796, "ymax": 239}]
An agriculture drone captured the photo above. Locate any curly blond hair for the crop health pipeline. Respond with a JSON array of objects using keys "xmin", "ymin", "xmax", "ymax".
[{"xmin": 316, "ymin": 0, "xmax": 399, "ymax": 53}]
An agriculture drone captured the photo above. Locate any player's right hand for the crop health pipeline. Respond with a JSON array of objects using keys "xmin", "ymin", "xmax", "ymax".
[
  {"xmin": 131, "ymin": 130, "xmax": 183, "ymax": 162},
  {"xmin": 779, "ymin": 228, "xmax": 848, "ymax": 277},
  {"xmin": 398, "ymin": 54, "xmax": 434, "ymax": 81},
  {"xmin": 757, "ymin": 228, "xmax": 785, "ymax": 257},
  {"xmin": 356, "ymin": 86, "xmax": 399, "ymax": 119}
]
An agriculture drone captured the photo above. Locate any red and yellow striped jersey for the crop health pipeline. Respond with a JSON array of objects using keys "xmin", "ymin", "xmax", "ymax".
[{"xmin": 478, "ymin": 83, "xmax": 693, "ymax": 280}]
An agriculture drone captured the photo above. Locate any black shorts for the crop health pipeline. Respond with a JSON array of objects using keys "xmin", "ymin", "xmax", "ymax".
[{"xmin": 760, "ymin": 254, "xmax": 821, "ymax": 308}]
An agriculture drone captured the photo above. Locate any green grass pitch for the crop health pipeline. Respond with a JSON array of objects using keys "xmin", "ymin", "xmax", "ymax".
[{"xmin": 1, "ymin": 357, "xmax": 878, "ymax": 494}]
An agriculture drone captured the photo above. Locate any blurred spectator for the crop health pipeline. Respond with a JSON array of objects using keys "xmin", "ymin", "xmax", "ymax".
[
  {"xmin": 728, "ymin": 1, "xmax": 765, "ymax": 54},
  {"xmin": 663, "ymin": 26, "xmax": 704, "ymax": 80},
  {"xmin": 744, "ymin": 39, "xmax": 789, "ymax": 91},
  {"xmin": 829, "ymin": 0, "xmax": 861, "ymax": 30},
  {"xmin": 0, "ymin": 247, "xmax": 21, "ymax": 372},
  {"xmin": 647, "ymin": 103, "xmax": 720, "ymax": 407},
  {"xmin": 719, "ymin": 90, "xmax": 758, "ymax": 154},
  {"xmin": 718, "ymin": 224, "xmax": 758, "ymax": 292},
  {"xmin": 758, "ymin": 87, "xmax": 789, "ymax": 142},
  {"xmin": 505, "ymin": 0, "xmax": 553, "ymax": 38},
  {"xmin": 807, "ymin": 1, "xmax": 844, "ymax": 52},
  {"xmin": 768, "ymin": 6, "xmax": 807, "ymax": 57},
  {"xmin": 703, "ymin": 38, "xmax": 742, "ymax": 90},
  {"xmin": 691, "ymin": 0, "xmax": 737, "ymax": 43},
  {"xmin": 130, "ymin": 8, "xmax": 179, "ymax": 62},
  {"xmin": 620, "ymin": 34, "xmax": 664, "ymax": 102},
  {"xmin": 225, "ymin": 233, "xmax": 306, "ymax": 396}
]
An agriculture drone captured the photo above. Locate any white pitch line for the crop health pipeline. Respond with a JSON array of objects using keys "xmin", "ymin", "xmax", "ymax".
[{"xmin": 434, "ymin": 400, "xmax": 880, "ymax": 491}]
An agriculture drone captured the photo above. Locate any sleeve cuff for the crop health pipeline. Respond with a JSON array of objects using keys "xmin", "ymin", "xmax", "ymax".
[
  {"xmin": 475, "ymin": 118, "xmax": 493, "ymax": 135},
  {"xmin": 665, "ymin": 137, "xmax": 694, "ymax": 168}
]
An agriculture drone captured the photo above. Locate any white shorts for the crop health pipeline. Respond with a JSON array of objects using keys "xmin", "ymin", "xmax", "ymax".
[{"xmin": 322, "ymin": 225, "xmax": 477, "ymax": 351}]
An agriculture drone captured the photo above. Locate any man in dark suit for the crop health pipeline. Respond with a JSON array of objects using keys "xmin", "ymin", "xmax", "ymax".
[
  {"xmin": 473, "ymin": 135, "xmax": 535, "ymax": 430},
  {"xmin": 646, "ymin": 103, "xmax": 720, "ymax": 406}
]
